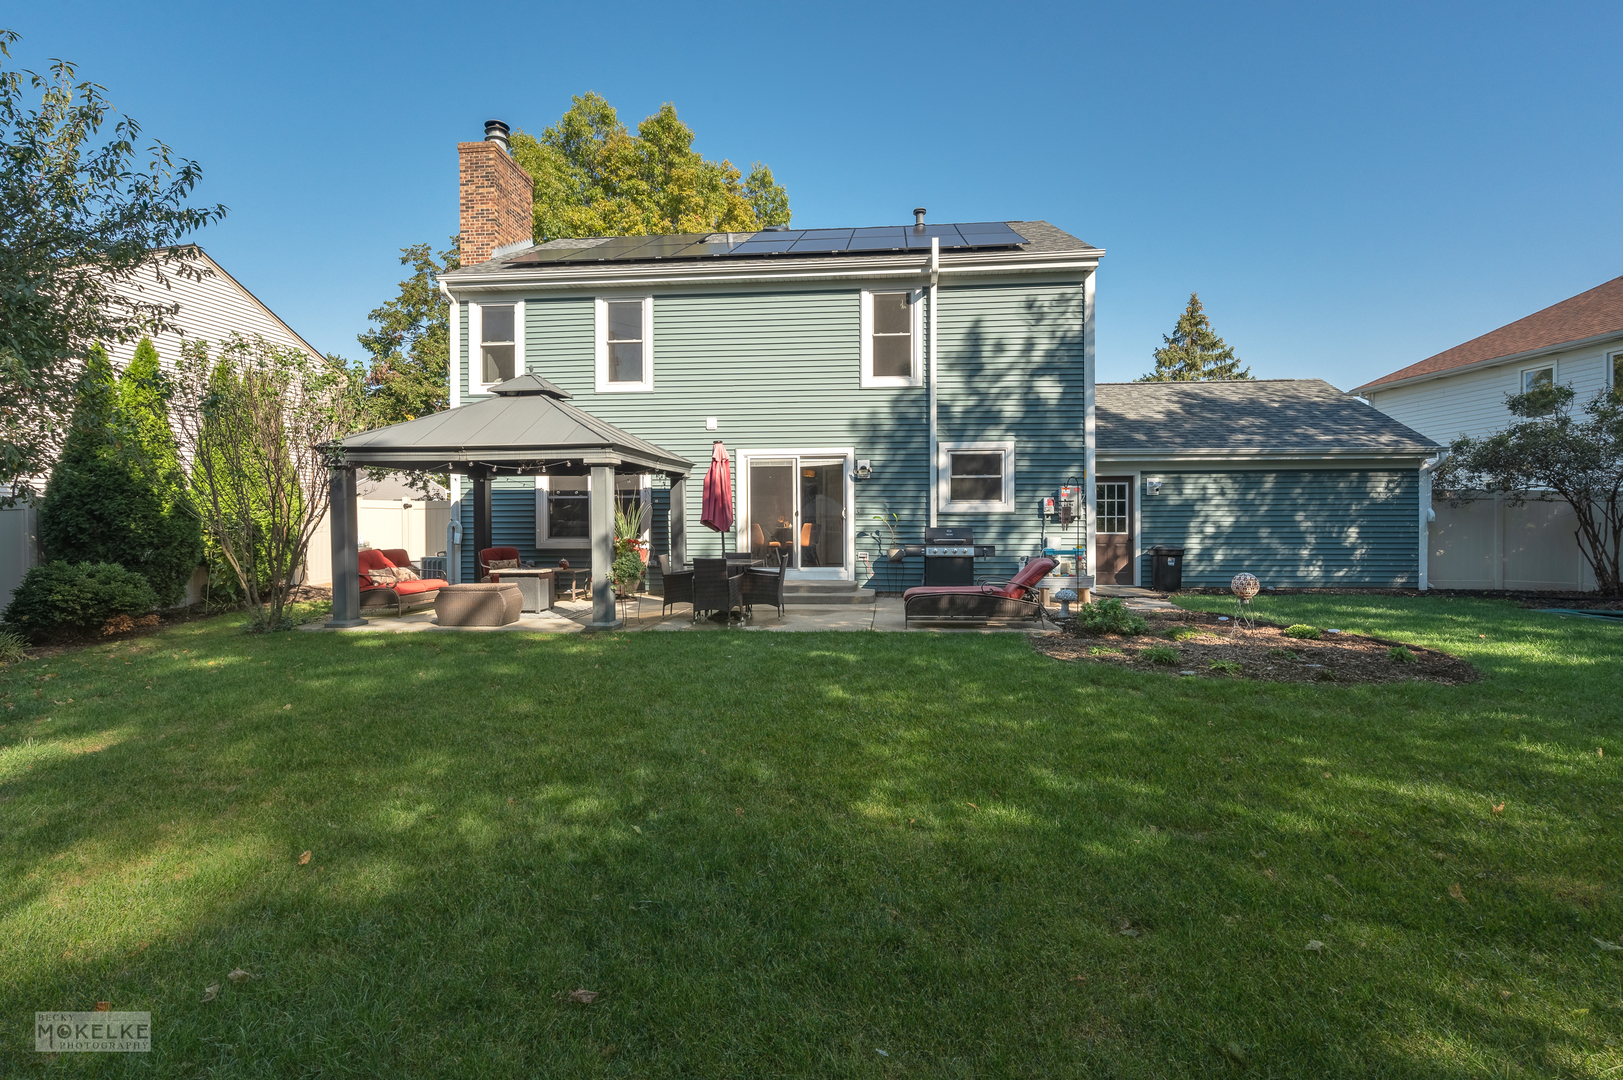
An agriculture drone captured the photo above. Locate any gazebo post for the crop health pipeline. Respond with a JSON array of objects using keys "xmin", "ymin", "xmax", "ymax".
[
  {"xmin": 669, "ymin": 473, "xmax": 688, "ymax": 568},
  {"xmin": 470, "ymin": 467, "xmax": 492, "ymax": 579},
  {"xmin": 587, "ymin": 462, "xmax": 624, "ymax": 630},
  {"xmin": 324, "ymin": 464, "xmax": 366, "ymax": 628}
]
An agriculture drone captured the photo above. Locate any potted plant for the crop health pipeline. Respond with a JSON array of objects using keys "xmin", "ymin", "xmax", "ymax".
[
  {"xmin": 873, "ymin": 509, "xmax": 903, "ymax": 562},
  {"xmin": 614, "ymin": 501, "xmax": 650, "ymax": 589}
]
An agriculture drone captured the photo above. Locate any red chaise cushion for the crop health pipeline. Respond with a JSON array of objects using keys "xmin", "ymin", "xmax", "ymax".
[
  {"xmin": 358, "ymin": 548, "xmax": 396, "ymax": 591},
  {"xmin": 900, "ymin": 557, "xmax": 1058, "ymax": 602}
]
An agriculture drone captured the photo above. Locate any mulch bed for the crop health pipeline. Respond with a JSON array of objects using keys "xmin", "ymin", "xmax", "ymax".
[
  {"xmin": 1034, "ymin": 607, "xmax": 1479, "ymax": 685},
  {"xmin": 1176, "ymin": 586, "xmax": 1620, "ymax": 610}
]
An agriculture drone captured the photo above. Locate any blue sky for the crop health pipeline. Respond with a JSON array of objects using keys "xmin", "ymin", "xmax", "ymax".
[{"xmin": 9, "ymin": 2, "xmax": 1621, "ymax": 387}]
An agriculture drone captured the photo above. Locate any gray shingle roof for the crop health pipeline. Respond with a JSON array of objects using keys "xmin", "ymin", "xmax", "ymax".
[
  {"xmin": 1096, "ymin": 380, "xmax": 1438, "ymax": 455},
  {"xmin": 450, "ymin": 220, "xmax": 1097, "ymax": 276}
]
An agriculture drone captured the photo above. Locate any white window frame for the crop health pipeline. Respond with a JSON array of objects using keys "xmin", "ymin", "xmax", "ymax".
[
  {"xmin": 595, "ymin": 295, "xmax": 654, "ymax": 393},
  {"xmin": 469, "ymin": 299, "xmax": 524, "ymax": 396},
  {"xmin": 1519, "ymin": 361, "xmax": 1555, "ymax": 394},
  {"xmin": 936, "ymin": 440, "xmax": 1016, "ymax": 514},
  {"xmin": 859, "ymin": 287, "xmax": 924, "ymax": 388},
  {"xmin": 535, "ymin": 474, "xmax": 650, "ymax": 548}
]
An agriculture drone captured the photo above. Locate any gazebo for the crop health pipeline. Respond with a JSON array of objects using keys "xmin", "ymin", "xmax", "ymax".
[{"xmin": 324, "ymin": 375, "xmax": 693, "ymax": 631}]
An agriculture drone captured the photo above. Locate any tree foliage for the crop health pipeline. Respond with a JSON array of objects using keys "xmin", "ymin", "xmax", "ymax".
[
  {"xmin": 37, "ymin": 340, "xmax": 202, "ymax": 606},
  {"xmin": 357, "ymin": 238, "xmax": 459, "ymax": 427},
  {"xmin": 1434, "ymin": 383, "xmax": 1623, "ymax": 595},
  {"xmin": 171, "ymin": 335, "xmax": 365, "ymax": 630},
  {"xmin": 511, "ymin": 93, "xmax": 791, "ymax": 240},
  {"xmin": 0, "ymin": 30, "xmax": 226, "ymax": 499},
  {"xmin": 1139, "ymin": 293, "xmax": 1252, "ymax": 382}
]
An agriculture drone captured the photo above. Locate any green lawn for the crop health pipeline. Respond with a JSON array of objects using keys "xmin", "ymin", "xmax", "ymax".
[{"xmin": 1, "ymin": 596, "xmax": 1619, "ymax": 1077}]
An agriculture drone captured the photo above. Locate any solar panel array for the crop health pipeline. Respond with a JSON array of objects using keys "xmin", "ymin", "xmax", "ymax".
[{"xmin": 503, "ymin": 222, "xmax": 1029, "ymax": 267}]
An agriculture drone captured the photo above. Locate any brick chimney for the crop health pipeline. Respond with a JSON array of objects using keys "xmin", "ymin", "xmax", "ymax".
[{"xmin": 458, "ymin": 120, "xmax": 535, "ymax": 265}]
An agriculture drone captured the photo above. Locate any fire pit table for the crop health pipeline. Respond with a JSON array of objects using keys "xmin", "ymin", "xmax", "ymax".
[{"xmin": 494, "ymin": 567, "xmax": 555, "ymax": 612}]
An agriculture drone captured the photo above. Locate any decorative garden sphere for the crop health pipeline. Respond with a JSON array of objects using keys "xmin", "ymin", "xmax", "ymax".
[{"xmin": 1231, "ymin": 573, "xmax": 1260, "ymax": 600}]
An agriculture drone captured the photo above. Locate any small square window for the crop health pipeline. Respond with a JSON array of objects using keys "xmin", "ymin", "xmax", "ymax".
[
  {"xmin": 1522, "ymin": 366, "xmax": 1553, "ymax": 393},
  {"xmin": 596, "ymin": 297, "xmax": 653, "ymax": 392},
  {"xmin": 937, "ymin": 441, "xmax": 1015, "ymax": 512}
]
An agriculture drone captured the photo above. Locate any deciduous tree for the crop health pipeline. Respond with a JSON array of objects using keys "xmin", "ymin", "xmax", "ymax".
[
  {"xmin": 357, "ymin": 238, "xmax": 459, "ymax": 426},
  {"xmin": 511, "ymin": 93, "xmax": 791, "ymax": 240},
  {"xmin": 1139, "ymin": 293, "xmax": 1252, "ymax": 381},
  {"xmin": 1434, "ymin": 383, "xmax": 1623, "ymax": 595},
  {"xmin": 0, "ymin": 30, "xmax": 225, "ymax": 499}
]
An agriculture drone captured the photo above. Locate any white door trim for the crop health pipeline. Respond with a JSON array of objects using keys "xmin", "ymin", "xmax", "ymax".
[{"xmin": 735, "ymin": 447, "xmax": 856, "ymax": 581}]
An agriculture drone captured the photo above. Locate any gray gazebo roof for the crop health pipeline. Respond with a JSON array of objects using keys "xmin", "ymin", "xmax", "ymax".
[{"xmin": 335, "ymin": 375, "xmax": 692, "ymax": 476}]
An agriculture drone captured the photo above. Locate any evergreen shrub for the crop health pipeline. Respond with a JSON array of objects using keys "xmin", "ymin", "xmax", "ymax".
[{"xmin": 2, "ymin": 561, "xmax": 160, "ymax": 641}]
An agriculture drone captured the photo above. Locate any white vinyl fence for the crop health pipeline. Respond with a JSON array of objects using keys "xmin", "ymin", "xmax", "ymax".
[{"xmin": 1428, "ymin": 495, "xmax": 1598, "ymax": 591}]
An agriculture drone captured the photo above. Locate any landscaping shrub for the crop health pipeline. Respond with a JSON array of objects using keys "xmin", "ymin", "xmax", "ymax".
[
  {"xmin": 1074, "ymin": 598, "xmax": 1148, "ymax": 635},
  {"xmin": 0, "ymin": 629, "xmax": 27, "ymax": 663},
  {"xmin": 1210, "ymin": 659, "xmax": 1243, "ymax": 675},
  {"xmin": 1142, "ymin": 645, "xmax": 1180, "ymax": 665},
  {"xmin": 38, "ymin": 342, "xmax": 203, "ymax": 606},
  {"xmin": 1, "ymin": 561, "xmax": 160, "ymax": 641},
  {"xmin": 1388, "ymin": 645, "xmax": 1416, "ymax": 663},
  {"xmin": 1164, "ymin": 625, "xmax": 1200, "ymax": 641},
  {"xmin": 1284, "ymin": 624, "xmax": 1323, "ymax": 640}
]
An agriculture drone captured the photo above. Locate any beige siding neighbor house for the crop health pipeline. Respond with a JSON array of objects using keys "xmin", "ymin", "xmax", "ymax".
[{"xmin": 1352, "ymin": 276, "xmax": 1623, "ymax": 591}]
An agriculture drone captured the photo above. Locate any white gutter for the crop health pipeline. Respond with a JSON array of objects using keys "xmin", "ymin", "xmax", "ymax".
[
  {"xmin": 929, "ymin": 237, "xmax": 940, "ymax": 528},
  {"xmin": 439, "ymin": 278, "xmax": 460, "ymax": 411}
]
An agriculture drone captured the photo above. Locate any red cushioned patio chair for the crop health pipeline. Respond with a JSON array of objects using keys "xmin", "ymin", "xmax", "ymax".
[
  {"xmin": 901, "ymin": 557, "xmax": 1057, "ymax": 627},
  {"xmin": 358, "ymin": 548, "xmax": 449, "ymax": 617},
  {"xmin": 479, "ymin": 546, "xmax": 522, "ymax": 583}
]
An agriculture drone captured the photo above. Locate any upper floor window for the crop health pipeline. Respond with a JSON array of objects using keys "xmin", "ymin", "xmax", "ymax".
[
  {"xmin": 1521, "ymin": 365, "xmax": 1554, "ymax": 393},
  {"xmin": 472, "ymin": 302, "xmax": 520, "ymax": 394},
  {"xmin": 937, "ymin": 441, "xmax": 1016, "ymax": 513},
  {"xmin": 596, "ymin": 296, "xmax": 653, "ymax": 392},
  {"xmin": 860, "ymin": 288, "xmax": 923, "ymax": 388}
]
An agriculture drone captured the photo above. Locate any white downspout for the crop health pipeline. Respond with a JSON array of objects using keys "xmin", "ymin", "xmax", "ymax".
[
  {"xmin": 1417, "ymin": 450, "xmax": 1446, "ymax": 591},
  {"xmin": 441, "ymin": 279, "xmax": 462, "ymax": 582},
  {"xmin": 1082, "ymin": 268, "xmax": 1097, "ymax": 590},
  {"xmin": 928, "ymin": 237, "xmax": 940, "ymax": 528}
]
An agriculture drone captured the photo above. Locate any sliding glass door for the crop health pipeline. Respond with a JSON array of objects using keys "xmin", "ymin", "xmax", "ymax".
[{"xmin": 741, "ymin": 451, "xmax": 851, "ymax": 577}]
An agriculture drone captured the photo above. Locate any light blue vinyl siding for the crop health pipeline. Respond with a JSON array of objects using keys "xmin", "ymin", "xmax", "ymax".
[
  {"xmin": 1137, "ymin": 469, "xmax": 1420, "ymax": 588},
  {"xmin": 454, "ymin": 280, "xmax": 1089, "ymax": 588}
]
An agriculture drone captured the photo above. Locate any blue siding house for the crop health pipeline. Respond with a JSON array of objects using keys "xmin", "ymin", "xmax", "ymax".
[{"xmin": 328, "ymin": 122, "xmax": 1439, "ymax": 627}]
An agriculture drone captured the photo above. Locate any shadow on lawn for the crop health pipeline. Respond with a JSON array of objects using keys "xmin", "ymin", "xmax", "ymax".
[{"xmin": 0, "ymin": 622, "xmax": 1619, "ymax": 1076}]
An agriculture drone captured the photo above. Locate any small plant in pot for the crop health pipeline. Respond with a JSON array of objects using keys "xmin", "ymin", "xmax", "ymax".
[{"xmin": 873, "ymin": 509, "xmax": 904, "ymax": 562}]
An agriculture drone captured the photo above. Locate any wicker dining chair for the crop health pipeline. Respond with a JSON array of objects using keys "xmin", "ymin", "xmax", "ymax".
[
  {"xmin": 692, "ymin": 558, "xmax": 741, "ymax": 622},
  {"xmin": 657, "ymin": 553, "xmax": 694, "ymax": 617}
]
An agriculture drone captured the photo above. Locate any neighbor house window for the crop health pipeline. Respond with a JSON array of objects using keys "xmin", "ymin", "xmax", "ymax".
[
  {"xmin": 860, "ymin": 288, "xmax": 923, "ymax": 387},
  {"xmin": 936, "ymin": 441, "xmax": 1016, "ymax": 512},
  {"xmin": 595, "ymin": 296, "xmax": 654, "ymax": 392},
  {"xmin": 1521, "ymin": 365, "xmax": 1554, "ymax": 393},
  {"xmin": 535, "ymin": 475, "xmax": 649, "ymax": 545},
  {"xmin": 1610, "ymin": 351, "xmax": 1622, "ymax": 397},
  {"xmin": 475, "ymin": 302, "xmax": 519, "ymax": 391}
]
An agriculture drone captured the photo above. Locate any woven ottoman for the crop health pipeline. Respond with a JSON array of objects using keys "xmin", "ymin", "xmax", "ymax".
[{"xmin": 434, "ymin": 583, "xmax": 523, "ymax": 627}]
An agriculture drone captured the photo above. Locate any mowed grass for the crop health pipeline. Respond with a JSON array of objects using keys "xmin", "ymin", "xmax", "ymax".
[{"xmin": 0, "ymin": 596, "xmax": 1619, "ymax": 1077}]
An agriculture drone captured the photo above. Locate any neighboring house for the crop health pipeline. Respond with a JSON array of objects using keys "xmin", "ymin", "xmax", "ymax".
[
  {"xmin": 1351, "ymin": 277, "xmax": 1622, "ymax": 590},
  {"xmin": 1, "ymin": 250, "xmax": 334, "ymax": 610},
  {"xmin": 383, "ymin": 122, "xmax": 1442, "ymax": 599}
]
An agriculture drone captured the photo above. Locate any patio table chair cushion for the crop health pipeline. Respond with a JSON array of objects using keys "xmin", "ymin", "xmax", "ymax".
[
  {"xmin": 479, "ymin": 546, "xmax": 522, "ymax": 582},
  {"xmin": 434, "ymin": 582, "xmax": 523, "ymax": 626}
]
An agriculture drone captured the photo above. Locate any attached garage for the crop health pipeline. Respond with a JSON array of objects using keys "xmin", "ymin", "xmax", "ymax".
[{"xmin": 1092, "ymin": 380, "xmax": 1440, "ymax": 589}]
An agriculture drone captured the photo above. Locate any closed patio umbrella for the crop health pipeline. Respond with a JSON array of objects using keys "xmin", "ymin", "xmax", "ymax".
[{"xmin": 700, "ymin": 440, "xmax": 733, "ymax": 554}]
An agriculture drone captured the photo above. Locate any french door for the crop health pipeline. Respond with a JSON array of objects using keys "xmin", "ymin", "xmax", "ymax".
[{"xmin": 738, "ymin": 450, "xmax": 853, "ymax": 579}]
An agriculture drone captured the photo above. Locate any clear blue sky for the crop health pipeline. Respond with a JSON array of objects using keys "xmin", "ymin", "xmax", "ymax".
[{"xmin": 9, "ymin": 2, "xmax": 1621, "ymax": 387}]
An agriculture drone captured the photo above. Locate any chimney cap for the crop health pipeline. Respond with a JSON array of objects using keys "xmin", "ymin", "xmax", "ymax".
[
  {"xmin": 913, "ymin": 207, "xmax": 927, "ymax": 227},
  {"xmin": 484, "ymin": 119, "xmax": 511, "ymax": 152}
]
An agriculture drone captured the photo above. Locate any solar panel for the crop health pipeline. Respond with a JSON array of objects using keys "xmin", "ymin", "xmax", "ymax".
[{"xmin": 501, "ymin": 221, "xmax": 1031, "ymax": 267}]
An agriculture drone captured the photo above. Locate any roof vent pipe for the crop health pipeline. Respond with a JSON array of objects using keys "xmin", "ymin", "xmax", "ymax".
[
  {"xmin": 484, "ymin": 119, "xmax": 511, "ymax": 154},
  {"xmin": 914, "ymin": 207, "xmax": 927, "ymax": 227}
]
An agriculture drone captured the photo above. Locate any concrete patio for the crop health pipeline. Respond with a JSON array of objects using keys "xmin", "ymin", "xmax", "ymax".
[{"xmin": 298, "ymin": 591, "xmax": 1060, "ymax": 634}]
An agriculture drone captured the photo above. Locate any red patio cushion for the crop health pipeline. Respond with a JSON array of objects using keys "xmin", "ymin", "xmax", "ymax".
[
  {"xmin": 358, "ymin": 548, "xmax": 397, "ymax": 591},
  {"xmin": 392, "ymin": 578, "xmax": 447, "ymax": 595},
  {"xmin": 900, "ymin": 558, "xmax": 1058, "ymax": 602}
]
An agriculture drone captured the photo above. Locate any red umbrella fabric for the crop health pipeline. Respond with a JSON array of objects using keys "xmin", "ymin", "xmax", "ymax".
[{"xmin": 700, "ymin": 441, "xmax": 734, "ymax": 539}]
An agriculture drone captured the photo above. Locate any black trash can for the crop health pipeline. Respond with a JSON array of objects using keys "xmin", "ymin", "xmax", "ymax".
[{"xmin": 1149, "ymin": 544, "xmax": 1185, "ymax": 592}]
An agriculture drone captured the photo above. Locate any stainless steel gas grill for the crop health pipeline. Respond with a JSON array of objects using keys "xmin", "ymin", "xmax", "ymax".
[{"xmin": 906, "ymin": 526, "xmax": 997, "ymax": 586}]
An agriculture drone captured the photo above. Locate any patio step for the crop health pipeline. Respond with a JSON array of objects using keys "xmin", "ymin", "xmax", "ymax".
[{"xmin": 783, "ymin": 581, "xmax": 875, "ymax": 606}]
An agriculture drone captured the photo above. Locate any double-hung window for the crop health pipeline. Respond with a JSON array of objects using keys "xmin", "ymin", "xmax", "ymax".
[
  {"xmin": 473, "ymin": 302, "xmax": 519, "ymax": 392},
  {"xmin": 595, "ymin": 296, "xmax": 654, "ymax": 392},
  {"xmin": 860, "ymin": 288, "xmax": 923, "ymax": 387},
  {"xmin": 1521, "ymin": 364, "xmax": 1554, "ymax": 393},
  {"xmin": 936, "ymin": 441, "xmax": 1016, "ymax": 513}
]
